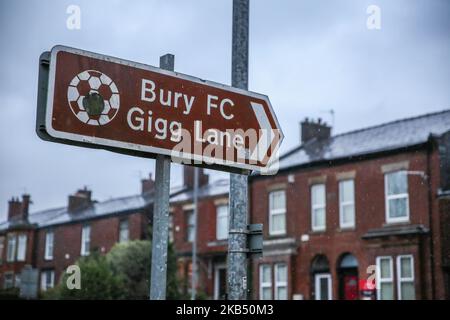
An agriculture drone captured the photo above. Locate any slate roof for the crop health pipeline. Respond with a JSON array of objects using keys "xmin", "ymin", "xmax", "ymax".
[
  {"xmin": 0, "ymin": 193, "xmax": 154, "ymax": 232},
  {"xmin": 0, "ymin": 182, "xmax": 214, "ymax": 231},
  {"xmin": 170, "ymin": 179, "xmax": 229, "ymax": 203},
  {"xmin": 274, "ymin": 109, "xmax": 450, "ymax": 172}
]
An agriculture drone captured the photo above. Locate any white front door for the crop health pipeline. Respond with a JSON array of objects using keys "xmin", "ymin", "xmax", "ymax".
[{"xmin": 315, "ymin": 273, "xmax": 332, "ymax": 300}]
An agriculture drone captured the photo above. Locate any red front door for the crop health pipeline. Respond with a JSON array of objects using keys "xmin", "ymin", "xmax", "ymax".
[{"xmin": 343, "ymin": 275, "xmax": 358, "ymax": 300}]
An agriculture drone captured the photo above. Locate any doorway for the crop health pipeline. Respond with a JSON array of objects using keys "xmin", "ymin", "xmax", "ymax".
[
  {"xmin": 337, "ymin": 253, "xmax": 359, "ymax": 300},
  {"xmin": 315, "ymin": 273, "xmax": 332, "ymax": 300},
  {"xmin": 311, "ymin": 255, "xmax": 332, "ymax": 300},
  {"xmin": 214, "ymin": 264, "xmax": 227, "ymax": 300}
]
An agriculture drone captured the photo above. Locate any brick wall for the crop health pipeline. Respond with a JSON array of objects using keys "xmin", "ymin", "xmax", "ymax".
[{"xmin": 250, "ymin": 148, "xmax": 444, "ymax": 299}]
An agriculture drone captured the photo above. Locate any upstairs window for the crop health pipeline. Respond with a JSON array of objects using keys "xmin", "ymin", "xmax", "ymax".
[
  {"xmin": 119, "ymin": 219, "xmax": 129, "ymax": 243},
  {"xmin": 6, "ymin": 234, "xmax": 16, "ymax": 262},
  {"xmin": 17, "ymin": 234, "xmax": 27, "ymax": 262},
  {"xmin": 81, "ymin": 225, "xmax": 91, "ymax": 256},
  {"xmin": 311, "ymin": 184, "xmax": 326, "ymax": 231},
  {"xmin": 186, "ymin": 210, "xmax": 195, "ymax": 242},
  {"xmin": 385, "ymin": 171, "xmax": 409, "ymax": 223},
  {"xmin": 45, "ymin": 231, "xmax": 54, "ymax": 260},
  {"xmin": 339, "ymin": 179, "xmax": 355, "ymax": 229},
  {"xmin": 269, "ymin": 190, "xmax": 286, "ymax": 235},
  {"xmin": 216, "ymin": 205, "xmax": 229, "ymax": 240}
]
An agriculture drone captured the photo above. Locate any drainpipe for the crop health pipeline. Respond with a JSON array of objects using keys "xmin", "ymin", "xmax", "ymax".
[{"xmin": 426, "ymin": 136, "xmax": 436, "ymax": 300}]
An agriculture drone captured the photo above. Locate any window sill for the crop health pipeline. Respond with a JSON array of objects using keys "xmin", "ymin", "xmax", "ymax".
[
  {"xmin": 207, "ymin": 240, "xmax": 228, "ymax": 247},
  {"xmin": 383, "ymin": 220, "xmax": 410, "ymax": 227},
  {"xmin": 309, "ymin": 229, "xmax": 326, "ymax": 235},
  {"xmin": 337, "ymin": 227, "xmax": 355, "ymax": 232},
  {"xmin": 267, "ymin": 233, "xmax": 288, "ymax": 239}
]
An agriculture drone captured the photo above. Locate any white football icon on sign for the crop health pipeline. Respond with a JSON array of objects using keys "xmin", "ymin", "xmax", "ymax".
[{"xmin": 67, "ymin": 70, "xmax": 120, "ymax": 126}]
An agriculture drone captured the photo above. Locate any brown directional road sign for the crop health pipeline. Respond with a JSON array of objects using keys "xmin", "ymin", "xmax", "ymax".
[{"xmin": 41, "ymin": 45, "xmax": 283, "ymax": 172}]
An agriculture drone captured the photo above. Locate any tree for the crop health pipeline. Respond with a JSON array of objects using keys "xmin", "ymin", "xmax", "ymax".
[
  {"xmin": 45, "ymin": 240, "xmax": 182, "ymax": 299},
  {"xmin": 107, "ymin": 240, "xmax": 182, "ymax": 299},
  {"xmin": 46, "ymin": 251, "xmax": 123, "ymax": 300}
]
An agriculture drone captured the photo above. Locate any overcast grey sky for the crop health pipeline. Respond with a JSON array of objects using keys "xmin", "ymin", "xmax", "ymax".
[{"xmin": 0, "ymin": 0, "xmax": 449, "ymax": 220}]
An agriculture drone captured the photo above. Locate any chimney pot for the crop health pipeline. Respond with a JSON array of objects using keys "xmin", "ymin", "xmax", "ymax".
[
  {"xmin": 300, "ymin": 117, "xmax": 332, "ymax": 144},
  {"xmin": 141, "ymin": 173, "xmax": 155, "ymax": 194},
  {"xmin": 68, "ymin": 188, "xmax": 92, "ymax": 212}
]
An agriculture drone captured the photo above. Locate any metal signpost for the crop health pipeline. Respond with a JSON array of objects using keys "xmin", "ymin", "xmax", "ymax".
[
  {"xmin": 36, "ymin": 35, "xmax": 282, "ymax": 299},
  {"xmin": 191, "ymin": 167, "xmax": 199, "ymax": 300},
  {"xmin": 228, "ymin": 0, "xmax": 250, "ymax": 300},
  {"xmin": 150, "ymin": 54, "xmax": 174, "ymax": 300}
]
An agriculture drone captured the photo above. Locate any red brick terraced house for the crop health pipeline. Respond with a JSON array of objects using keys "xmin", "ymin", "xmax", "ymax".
[
  {"xmin": 0, "ymin": 174, "xmax": 158, "ymax": 293},
  {"xmin": 250, "ymin": 110, "xmax": 450, "ymax": 300},
  {"xmin": 170, "ymin": 109, "xmax": 450, "ymax": 300},
  {"xmin": 170, "ymin": 166, "xmax": 230, "ymax": 299},
  {"xmin": 1, "ymin": 110, "xmax": 449, "ymax": 300}
]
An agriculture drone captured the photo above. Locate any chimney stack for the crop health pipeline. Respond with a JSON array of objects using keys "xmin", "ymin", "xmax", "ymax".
[
  {"xmin": 68, "ymin": 187, "xmax": 92, "ymax": 212},
  {"xmin": 183, "ymin": 166, "xmax": 209, "ymax": 189},
  {"xmin": 141, "ymin": 173, "xmax": 155, "ymax": 194},
  {"xmin": 21, "ymin": 194, "xmax": 31, "ymax": 220},
  {"xmin": 300, "ymin": 117, "xmax": 331, "ymax": 144},
  {"xmin": 7, "ymin": 194, "xmax": 31, "ymax": 221}
]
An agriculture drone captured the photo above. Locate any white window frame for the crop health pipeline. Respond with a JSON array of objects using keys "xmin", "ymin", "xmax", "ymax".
[
  {"xmin": 81, "ymin": 225, "xmax": 91, "ymax": 256},
  {"xmin": 385, "ymin": 171, "xmax": 410, "ymax": 223},
  {"xmin": 216, "ymin": 205, "xmax": 229, "ymax": 240},
  {"xmin": 268, "ymin": 190, "xmax": 286, "ymax": 236},
  {"xmin": 311, "ymin": 184, "xmax": 326, "ymax": 231},
  {"xmin": 376, "ymin": 256, "xmax": 394, "ymax": 300},
  {"xmin": 339, "ymin": 179, "xmax": 355, "ymax": 229},
  {"xmin": 6, "ymin": 234, "xmax": 16, "ymax": 262},
  {"xmin": 397, "ymin": 255, "xmax": 415, "ymax": 300},
  {"xmin": 119, "ymin": 219, "xmax": 129, "ymax": 243},
  {"xmin": 314, "ymin": 273, "xmax": 332, "ymax": 300},
  {"xmin": 186, "ymin": 211, "xmax": 195, "ymax": 243},
  {"xmin": 40, "ymin": 270, "xmax": 55, "ymax": 291},
  {"xmin": 17, "ymin": 234, "xmax": 27, "ymax": 262},
  {"xmin": 274, "ymin": 263, "xmax": 288, "ymax": 300},
  {"xmin": 259, "ymin": 264, "xmax": 273, "ymax": 300},
  {"xmin": 45, "ymin": 231, "xmax": 54, "ymax": 260}
]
